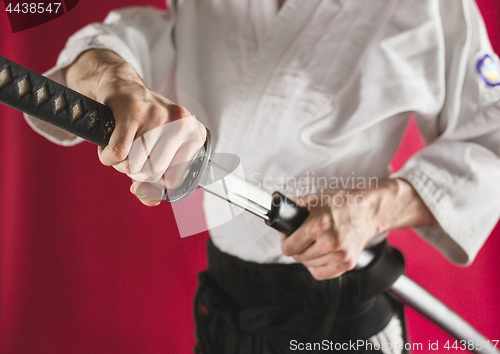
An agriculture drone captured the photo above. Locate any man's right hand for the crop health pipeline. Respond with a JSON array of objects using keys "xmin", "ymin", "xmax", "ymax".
[{"xmin": 65, "ymin": 49, "xmax": 206, "ymax": 206}]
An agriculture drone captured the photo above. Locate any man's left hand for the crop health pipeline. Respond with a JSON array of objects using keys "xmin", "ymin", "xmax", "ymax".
[{"xmin": 280, "ymin": 178, "xmax": 436, "ymax": 280}]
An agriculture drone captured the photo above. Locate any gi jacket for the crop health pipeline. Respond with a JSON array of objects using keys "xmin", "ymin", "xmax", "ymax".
[{"xmin": 26, "ymin": 0, "xmax": 500, "ymax": 265}]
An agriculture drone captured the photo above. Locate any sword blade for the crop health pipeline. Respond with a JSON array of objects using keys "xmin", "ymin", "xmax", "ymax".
[{"xmin": 198, "ymin": 160, "xmax": 273, "ymax": 220}]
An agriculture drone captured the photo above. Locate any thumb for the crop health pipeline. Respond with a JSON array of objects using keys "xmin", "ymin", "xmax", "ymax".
[{"xmin": 130, "ymin": 181, "xmax": 164, "ymax": 206}]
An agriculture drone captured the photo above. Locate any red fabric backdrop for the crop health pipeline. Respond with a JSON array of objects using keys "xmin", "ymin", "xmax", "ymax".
[{"xmin": 1, "ymin": 1, "xmax": 499, "ymax": 353}]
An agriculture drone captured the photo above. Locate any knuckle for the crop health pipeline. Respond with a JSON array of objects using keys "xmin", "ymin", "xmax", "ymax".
[
  {"xmin": 344, "ymin": 259, "xmax": 357, "ymax": 271},
  {"xmin": 321, "ymin": 237, "xmax": 338, "ymax": 253},
  {"xmin": 318, "ymin": 239, "xmax": 331, "ymax": 254},
  {"xmin": 129, "ymin": 103, "xmax": 148, "ymax": 123},
  {"xmin": 319, "ymin": 213, "xmax": 333, "ymax": 230},
  {"xmin": 329, "ymin": 238, "xmax": 342, "ymax": 252},
  {"xmin": 303, "ymin": 230, "xmax": 316, "ymax": 245},
  {"xmin": 310, "ymin": 268, "xmax": 326, "ymax": 281},
  {"xmin": 337, "ymin": 250, "xmax": 348, "ymax": 262},
  {"xmin": 149, "ymin": 106, "xmax": 167, "ymax": 127},
  {"xmin": 110, "ymin": 145, "xmax": 128, "ymax": 161},
  {"xmin": 293, "ymin": 255, "xmax": 303, "ymax": 263},
  {"xmin": 168, "ymin": 104, "xmax": 192, "ymax": 120},
  {"xmin": 281, "ymin": 244, "xmax": 292, "ymax": 257}
]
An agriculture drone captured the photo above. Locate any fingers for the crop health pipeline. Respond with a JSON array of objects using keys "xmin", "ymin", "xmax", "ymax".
[
  {"xmin": 280, "ymin": 216, "xmax": 317, "ymax": 257},
  {"xmin": 130, "ymin": 181, "xmax": 163, "ymax": 207},
  {"xmin": 98, "ymin": 119, "xmax": 138, "ymax": 166},
  {"xmin": 286, "ymin": 229, "xmax": 356, "ymax": 280},
  {"xmin": 127, "ymin": 116, "xmax": 205, "ymax": 188},
  {"xmin": 112, "ymin": 159, "xmax": 131, "ymax": 174},
  {"xmin": 306, "ymin": 265, "xmax": 346, "ymax": 281},
  {"xmin": 161, "ymin": 128, "xmax": 205, "ymax": 189},
  {"xmin": 99, "ymin": 146, "xmax": 131, "ymax": 174},
  {"xmin": 115, "ymin": 118, "xmax": 205, "ymax": 208},
  {"xmin": 294, "ymin": 245, "xmax": 356, "ymax": 281},
  {"xmin": 280, "ymin": 195, "xmax": 365, "ymax": 280},
  {"xmin": 292, "ymin": 236, "xmax": 342, "ymax": 263},
  {"xmin": 91, "ymin": 64, "xmax": 206, "ymax": 206},
  {"xmin": 301, "ymin": 252, "xmax": 342, "ymax": 268},
  {"xmin": 300, "ymin": 249, "xmax": 356, "ymax": 270},
  {"xmin": 128, "ymin": 127, "xmax": 163, "ymax": 177},
  {"xmin": 281, "ymin": 206, "xmax": 334, "ymax": 257},
  {"xmin": 143, "ymin": 118, "xmax": 194, "ymax": 183}
]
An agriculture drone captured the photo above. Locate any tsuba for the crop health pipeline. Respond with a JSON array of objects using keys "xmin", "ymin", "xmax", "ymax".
[{"xmin": 162, "ymin": 128, "xmax": 212, "ymax": 203}]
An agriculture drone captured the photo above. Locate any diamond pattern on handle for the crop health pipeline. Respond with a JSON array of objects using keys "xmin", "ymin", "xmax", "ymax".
[
  {"xmin": 17, "ymin": 77, "xmax": 31, "ymax": 97},
  {"xmin": 54, "ymin": 94, "xmax": 67, "ymax": 112},
  {"xmin": 0, "ymin": 67, "xmax": 12, "ymax": 89},
  {"xmin": 88, "ymin": 110, "xmax": 98, "ymax": 130},
  {"xmin": 0, "ymin": 55, "xmax": 115, "ymax": 148},
  {"xmin": 37, "ymin": 85, "xmax": 50, "ymax": 105},
  {"xmin": 104, "ymin": 120, "xmax": 115, "ymax": 140},
  {"xmin": 72, "ymin": 102, "xmax": 83, "ymax": 120}
]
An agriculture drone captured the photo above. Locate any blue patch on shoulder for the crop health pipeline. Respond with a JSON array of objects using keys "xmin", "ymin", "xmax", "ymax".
[{"xmin": 477, "ymin": 54, "xmax": 500, "ymax": 87}]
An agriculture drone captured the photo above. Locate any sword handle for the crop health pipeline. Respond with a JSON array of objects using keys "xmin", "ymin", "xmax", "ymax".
[
  {"xmin": 0, "ymin": 55, "xmax": 115, "ymax": 147},
  {"xmin": 265, "ymin": 192, "xmax": 310, "ymax": 236},
  {"xmin": 0, "ymin": 55, "xmax": 211, "ymax": 203}
]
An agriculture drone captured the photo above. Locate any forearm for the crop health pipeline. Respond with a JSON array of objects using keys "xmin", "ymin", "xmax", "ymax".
[
  {"xmin": 371, "ymin": 178, "xmax": 436, "ymax": 234},
  {"xmin": 64, "ymin": 49, "xmax": 125, "ymax": 99}
]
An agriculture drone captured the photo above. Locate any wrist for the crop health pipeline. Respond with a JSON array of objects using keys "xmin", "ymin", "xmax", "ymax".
[
  {"xmin": 370, "ymin": 178, "xmax": 436, "ymax": 233},
  {"xmin": 64, "ymin": 49, "xmax": 125, "ymax": 99}
]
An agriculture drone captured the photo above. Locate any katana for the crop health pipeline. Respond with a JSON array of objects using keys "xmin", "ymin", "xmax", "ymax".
[{"xmin": 0, "ymin": 55, "xmax": 497, "ymax": 354}]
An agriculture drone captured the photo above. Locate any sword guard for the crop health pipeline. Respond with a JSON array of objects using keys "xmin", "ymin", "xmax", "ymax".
[{"xmin": 162, "ymin": 128, "xmax": 212, "ymax": 203}]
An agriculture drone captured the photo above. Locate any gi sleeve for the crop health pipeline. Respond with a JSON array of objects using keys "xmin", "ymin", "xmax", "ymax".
[
  {"xmin": 24, "ymin": 3, "xmax": 178, "ymax": 146},
  {"xmin": 392, "ymin": 0, "xmax": 500, "ymax": 265}
]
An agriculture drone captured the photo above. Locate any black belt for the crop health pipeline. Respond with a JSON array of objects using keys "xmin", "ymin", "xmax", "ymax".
[{"xmin": 194, "ymin": 239, "xmax": 405, "ymax": 354}]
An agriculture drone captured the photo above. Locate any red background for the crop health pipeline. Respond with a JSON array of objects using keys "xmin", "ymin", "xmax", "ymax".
[{"xmin": 1, "ymin": 1, "xmax": 499, "ymax": 353}]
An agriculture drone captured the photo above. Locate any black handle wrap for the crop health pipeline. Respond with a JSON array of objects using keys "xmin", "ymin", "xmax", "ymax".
[
  {"xmin": 0, "ymin": 55, "xmax": 114, "ymax": 147},
  {"xmin": 265, "ymin": 191, "xmax": 310, "ymax": 236},
  {"xmin": 0, "ymin": 55, "xmax": 212, "ymax": 203}
]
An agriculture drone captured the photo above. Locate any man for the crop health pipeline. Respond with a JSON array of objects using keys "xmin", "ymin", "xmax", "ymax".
[{"xmin": 25, "ymin": 0, "xmax": 500, "ymax": 352}]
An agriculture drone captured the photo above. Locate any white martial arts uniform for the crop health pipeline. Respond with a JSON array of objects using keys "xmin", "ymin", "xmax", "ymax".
[{"xmin": 25, "ymin": 0, "xmax": 500, "ymax": 351}]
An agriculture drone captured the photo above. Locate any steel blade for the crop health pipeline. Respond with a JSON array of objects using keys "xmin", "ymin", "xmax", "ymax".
[{"xmin": 198, "ymin": 160, "xmax": 273, "ymax": 220}]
